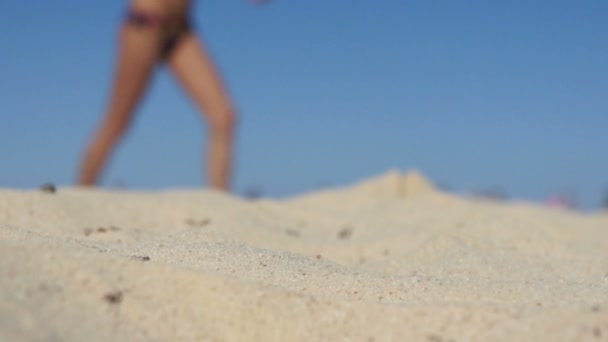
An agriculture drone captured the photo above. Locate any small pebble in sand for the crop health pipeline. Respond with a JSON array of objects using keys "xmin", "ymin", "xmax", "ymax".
[
  {"xmin": 104, "ymin": 291, "xmax": 123, "ymax": 305},
  {"xmin": 286, "ymin": 229, "xmax": 300, "ymax": 237},
  {"xmin": 84, "ymin": 226, "xmax": 120, "ymax": 236},
  {"xmin": 186, "ymin": 218, "xmax": 211, "ymax": 227},
  {"xmin": 338, "ymin": 226, "xmax": 353, "ymax": 239},
  {"xmin": 39, "ymin": 183, "xmax": 56, "ymax": 194},
  {"xmin": 427, "ymin": 334, "xmax": 443, "ymax": 342}
]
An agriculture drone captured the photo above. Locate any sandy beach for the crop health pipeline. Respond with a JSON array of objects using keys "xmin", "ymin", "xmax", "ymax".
[{"xmin": 1, "ymin": 170, "xmax": 606, "ymax": 341}]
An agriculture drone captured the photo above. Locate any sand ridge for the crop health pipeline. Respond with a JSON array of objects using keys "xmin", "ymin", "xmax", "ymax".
[{"xmin": 1, "ymin": 171, "xmax": 607, "ymax": 341}]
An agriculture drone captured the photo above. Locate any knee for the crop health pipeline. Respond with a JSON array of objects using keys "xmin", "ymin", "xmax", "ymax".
[{"xmin": 208, "ymin": 108, "xmax": 238, "ymax": 136}]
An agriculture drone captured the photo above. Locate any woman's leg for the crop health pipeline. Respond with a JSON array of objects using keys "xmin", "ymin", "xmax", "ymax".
[
  {"xmin": 167, "ymin": 34, "xmax": 237, "ymax": 191},
  {"xmin": 78, "ymin": 17, "xmax": 162, "ymax": 186}
]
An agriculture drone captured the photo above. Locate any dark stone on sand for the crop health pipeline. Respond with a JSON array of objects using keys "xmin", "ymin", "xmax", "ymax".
[
  {"xmin": 338, "ymin": 226, "xmax": 353, "ymax": 239},
  {"xmin": 39, "ymin": 183, "xmax": 56, "ymax": 194},
  {"xmin": 104, "ymin": 291, "xmax": 123, "ymax": 305},
  {"xmin": 132, "ymin": 255, "xmax": 151, "ymax": 262},
  {"xmin": 286, "ymin": 229, "xmax": 300, "ymax": 237},
  {"xmin": 186, "ymin": 218, "xmax": 211, "ymax": 227}
]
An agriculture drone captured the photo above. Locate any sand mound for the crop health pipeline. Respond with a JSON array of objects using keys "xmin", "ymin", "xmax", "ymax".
[
  {"xmin": 291, "ymin": 169, "xmax": 434, "ymax": 200},
  {"xmin": 1, "ymin": 171, "xmax": 607, "ymax": 341},
  {"xmin": 340, "ymin": 169, "xmax": 435, "ymax": 197}
]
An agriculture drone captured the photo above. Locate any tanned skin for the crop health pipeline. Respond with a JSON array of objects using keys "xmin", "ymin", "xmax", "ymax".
[{"xmin": 79, "ymin": 0, "xmax": 268, "ymax": 190}]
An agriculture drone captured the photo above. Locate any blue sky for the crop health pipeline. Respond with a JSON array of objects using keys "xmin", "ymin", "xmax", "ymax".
[{"xmin": 1, "ymin": 1, "xmax": 607, "ymax": 208}]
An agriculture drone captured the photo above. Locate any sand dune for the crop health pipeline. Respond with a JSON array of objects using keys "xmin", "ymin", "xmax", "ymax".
[{"xmin": 1, "ymin": 171, "xmax": 607, "ymax": 341}]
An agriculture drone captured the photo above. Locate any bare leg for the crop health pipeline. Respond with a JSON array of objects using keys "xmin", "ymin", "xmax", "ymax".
[
  {"xmin": 168, "ymin": 34, "xmax": 237, "ymax": 191},
  {"xmin": 78, "ymin": 22, "xmax": 162, "ymax": 186}
]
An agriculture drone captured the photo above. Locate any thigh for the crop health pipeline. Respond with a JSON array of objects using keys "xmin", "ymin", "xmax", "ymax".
[
  {"xmin": 129, "ymin": 0, "xmax": 191, "ymax": 13},
  {"xmin": 129, "ymin": 0, "xmax": 167, "ymax": 12},
  {"xmin": 167, "ymin": 34, "xmax": 234, "ymax": 119},
  {"xmin": 103, "ymin": 23, "xmax": 161, "ymax": 127}
]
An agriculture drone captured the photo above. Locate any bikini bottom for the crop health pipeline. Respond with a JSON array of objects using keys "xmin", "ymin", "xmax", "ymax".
[{"xmin": 125, "ymin": 8, "xmax": 192, "ymax": 60}]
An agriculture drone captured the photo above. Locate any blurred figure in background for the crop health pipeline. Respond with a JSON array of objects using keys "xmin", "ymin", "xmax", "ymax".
[
  {"xmin": 79, "ymin": 0, "xmax": 268, "ymax": 190},
  {"xmin": 546, "ymin": 190, "xmax": 578, "ymax": 210}
]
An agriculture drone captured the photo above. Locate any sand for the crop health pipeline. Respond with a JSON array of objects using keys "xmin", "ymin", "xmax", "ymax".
[{"xmin": 1, "ymin": 170, "xmax": 607, "ymax": 341}]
